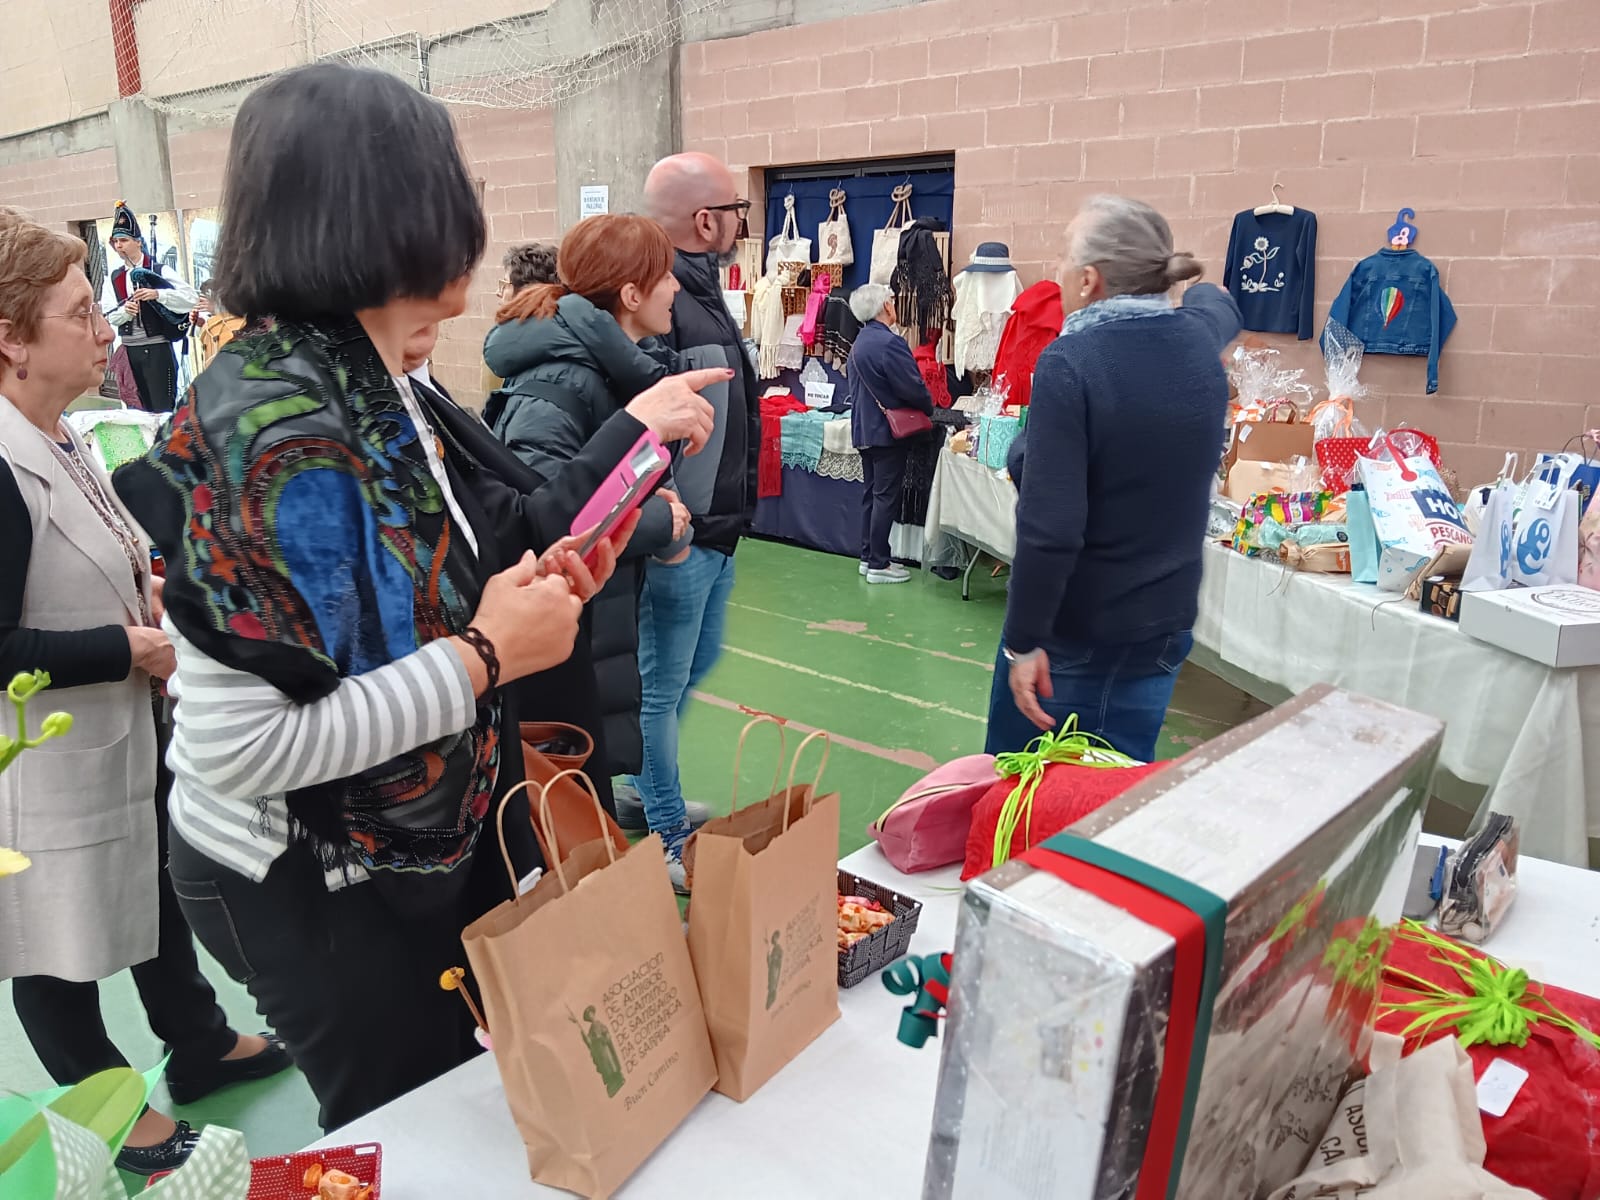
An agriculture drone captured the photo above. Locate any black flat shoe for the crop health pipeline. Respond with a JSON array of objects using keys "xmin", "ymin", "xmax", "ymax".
[
  {"xmin": 165, "ymin": 1032, "xmax": 293, "ymax": 1106},
  {"xmin": 116, "ymin": 1120, "xmax": 201, "ymax": 1176}
]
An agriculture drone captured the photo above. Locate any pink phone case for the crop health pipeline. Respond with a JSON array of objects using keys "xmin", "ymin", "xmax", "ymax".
[{"xmin": 569, "ymin": 428, "xmax": 670, "ymax": 555}]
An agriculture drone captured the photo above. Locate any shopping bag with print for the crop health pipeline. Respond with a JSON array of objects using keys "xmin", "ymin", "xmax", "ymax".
[
  {"xmin": 869, "ymin": 184, "xmax": 915, "ymax": 285},
  {"xmin": 1354, "ymin": 435, "xmax": 1473, "ymax": 594},
  {"xmin": 1461, "ymin": 454, "xmax": 1519, "ymax": 593},
  {"xmin": 1509, "ymin": 479, "xmax": 1580, "ymax": 589},
  {"xmin": 816, "ymin": 188, "xmax": 854, "ymax": 267},
  {"xmin": 766, "ymin": 194, "xmax": 811, "ymax": 272},
  {"xmin": 684, "ymin": 720, "xmax": 841, "ymax": 1102},
  {"xmin": 462, "ymin": 772, "xmax": 717, "ymax": 1199}
]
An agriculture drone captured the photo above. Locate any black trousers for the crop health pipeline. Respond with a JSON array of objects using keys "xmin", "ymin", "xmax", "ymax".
[
  {"xmin": 859, "ymin": 444, "xmax": 909, "ymax": 570},
  {"xmin": 167, "ymin": 822, "xmax": 512, "ymax": 1132},
  {"xmin": 123, "ymin": 341, "xmax": 179, "ymax": 412},
  {"xmin": 11, "ymin": 732, "xmax": 234, "ymax": 1087}
]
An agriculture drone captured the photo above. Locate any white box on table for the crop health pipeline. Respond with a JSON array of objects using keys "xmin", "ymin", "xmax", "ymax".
[
  {"xmin": 923, "ymin": 685, "xmax": 1444, "ymax": 1200},
  {"xmin": 1458, "ymin": 585, "xmax": 1600, "ymax": 667}
]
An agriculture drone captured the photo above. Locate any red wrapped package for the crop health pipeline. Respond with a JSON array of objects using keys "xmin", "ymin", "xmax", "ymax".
[
  {"xmin": 1378, "ymin": 922, "xmax": 1600, "ymax": 1200},
  {"xmin": 961, "ymin": 723, "xmax": 1167, "ymax": 881}
]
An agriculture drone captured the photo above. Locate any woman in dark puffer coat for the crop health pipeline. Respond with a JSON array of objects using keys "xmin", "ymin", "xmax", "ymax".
[{"xmin": 483, "ymin": 215, "xmax": 693, "ymax": 781}]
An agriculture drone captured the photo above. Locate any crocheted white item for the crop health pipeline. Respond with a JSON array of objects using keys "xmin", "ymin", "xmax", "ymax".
[{"xmin": 952, "ymin": 269, "xmax": 1024, "ymax": 378}]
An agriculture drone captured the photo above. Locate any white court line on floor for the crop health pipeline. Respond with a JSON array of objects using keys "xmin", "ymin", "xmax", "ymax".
[
  {"xmin": 716, "ymin": 644, "xmax": 988, "ymax": 723},
  {"xmin": 726, "ymin": 601, "xmax": 995, "ymax": 670},
  {"xmin": 693, "ymin": 690, "xmax": 942, "ymax": 772}
]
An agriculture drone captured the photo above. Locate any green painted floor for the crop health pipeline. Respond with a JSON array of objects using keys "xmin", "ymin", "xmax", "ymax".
[{"xmin": 0, "ymin": 537, "xmax": 1254, "ymax": 1176}]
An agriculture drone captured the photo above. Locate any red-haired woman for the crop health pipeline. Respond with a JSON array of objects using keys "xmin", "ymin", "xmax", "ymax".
[{"xmin": 484, "ymin": 215, "xmax": 725, "ymax": 824}]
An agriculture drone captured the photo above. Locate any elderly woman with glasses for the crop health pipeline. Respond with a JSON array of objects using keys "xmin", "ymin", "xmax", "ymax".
[{"xmin": 0, "ymin": 207, "xmax": 289, "ymax": 1177}]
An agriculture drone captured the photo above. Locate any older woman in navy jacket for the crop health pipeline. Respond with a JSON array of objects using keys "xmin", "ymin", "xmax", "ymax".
[{"xmin": 847, "ymin": 283, "xmax": 934, "ymax": 585}]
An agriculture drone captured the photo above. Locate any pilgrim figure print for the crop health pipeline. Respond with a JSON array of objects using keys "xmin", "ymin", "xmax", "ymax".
[
  {"xmin": 765, "ymin": 931, "xmax": 783, "ymax": 1011},
  {"xmin": 572, "ymin": 1005, "xmax": 626, "ymax": 1097},
  {"xmin": 1238, "ymin": 235, "xmax": 1285, "ymax": 294}
]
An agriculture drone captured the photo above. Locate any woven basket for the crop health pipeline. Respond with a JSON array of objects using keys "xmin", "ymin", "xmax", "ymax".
[
  {"xmin": 837, "ymin": 868, "xmax": 923, "ymax": 989},
  {"xmin": 781, "ymin": 286, "xmax": 809, "ymax": 319}
]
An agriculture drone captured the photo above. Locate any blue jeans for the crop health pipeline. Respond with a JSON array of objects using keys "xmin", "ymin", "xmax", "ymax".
[
  {"xmin": 983, "ymin": 630, "xmax": 1194, "ymax": 762},
  {"xmin": 627, "ymin": 547, "xmax": 737, "ymax": 848}
]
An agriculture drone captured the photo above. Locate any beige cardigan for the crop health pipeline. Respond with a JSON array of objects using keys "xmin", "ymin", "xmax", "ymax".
[{"xmin": 0, "ymin": 396, "xmax": 159, "ymax": 983}]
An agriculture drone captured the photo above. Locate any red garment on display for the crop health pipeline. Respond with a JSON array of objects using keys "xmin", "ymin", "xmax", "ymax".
[
  {"xmin": 758, "ymin": 392, "xmax": 807, "ymax": 499},
  {"xmin": 1377, "ymin": 931, "xmax": 1600, "ymax": 1200},
  {"xmin": 961, "ymin": 758, "xmax": 1168, "ymax": 881},
  {"xmin": 914, "ymin": 335, "xmax": 953, "ymax": 408},
  {"xmin": 991, "ymin": 280, "xmax": 1064, "ymax": 408}
]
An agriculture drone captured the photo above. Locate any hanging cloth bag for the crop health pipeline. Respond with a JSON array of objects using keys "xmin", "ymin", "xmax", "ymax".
[
  {"xmin": 766, "ymin": 194, "xmax": 811, "ymax": 272},
  {"xmin": 1461, "ymin": 453, "xmax": 1519, "ymax": 593},
  {"xmin": 870, "ymin": 185, "xmax": 915, "ymax": 285},
  {"xmin": 1509, "ymin": 457, "xmax": 1581, "ymax": 588},
  {"xmin": 817, "ymin": 189, "xmax": 854, "ymax": 267}
]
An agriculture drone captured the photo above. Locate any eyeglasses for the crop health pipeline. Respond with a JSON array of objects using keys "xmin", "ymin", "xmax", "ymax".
[
  {"xmin": 40, "ymin": 307, "xmax": 110, "ymax": 331},
  {"xmin": 700, "ymin": 199, "xmax": 752, "ymax": 241}
]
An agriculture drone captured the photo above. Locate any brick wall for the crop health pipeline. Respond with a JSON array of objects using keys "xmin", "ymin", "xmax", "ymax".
[
  {"xmin": 439, "ymin": 105, "xmax": 559, "ymax": 401},
  {"xmin": 0, "ymin": 146, "xmax": 120, "ymax": 230},
  {"xmin": 682, "ymin": 0, "xmax": 1600, "ymax": 483}
]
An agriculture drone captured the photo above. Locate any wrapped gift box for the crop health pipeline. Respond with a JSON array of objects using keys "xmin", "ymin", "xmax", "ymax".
[{"xmin": 922, "ymin": 685, "xmax": 1443, "ymax": 1200}]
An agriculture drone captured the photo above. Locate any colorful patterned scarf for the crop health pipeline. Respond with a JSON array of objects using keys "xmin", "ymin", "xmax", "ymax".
[{"xmin": 115, "ymin": 317, "xmax": 499, "ymax": 875}]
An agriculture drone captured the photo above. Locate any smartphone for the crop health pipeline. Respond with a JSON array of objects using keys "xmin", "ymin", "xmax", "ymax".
[{"xmin": 570, "ymin": 430, "xmax": 670, "ymax": 560}]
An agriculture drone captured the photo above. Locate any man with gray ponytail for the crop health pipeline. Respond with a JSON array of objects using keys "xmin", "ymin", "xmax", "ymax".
[{"xmin": 985, "ymin": 195, "xmax": 1242, "ymax": 760}]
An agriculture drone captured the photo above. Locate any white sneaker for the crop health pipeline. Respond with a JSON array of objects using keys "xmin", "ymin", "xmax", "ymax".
[
  {"xmin": 665, "ymin": 848, "xmax": 689, "ymax": 895},
  {"xmin": 867, "ymin": 564, "xmax": 912, "ymax": 584},
  {"xmin": 859, "ymin": 560, "xmax": 869, "ymax": 576}
]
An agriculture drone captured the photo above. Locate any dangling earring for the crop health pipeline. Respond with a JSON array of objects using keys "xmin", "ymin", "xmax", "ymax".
[{"xmin": 14, "ymin": 367, "xmax": 25, "ymax": 380}]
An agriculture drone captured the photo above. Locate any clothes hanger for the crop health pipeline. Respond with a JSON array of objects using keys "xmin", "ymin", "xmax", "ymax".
[
  {"xmin": 1253, "ymin": 181, "xmax": 1294, "ymax": 216},
  {"xmin": 1387, "ymin": 208, "xmax": 1418, "ymax": 249}
]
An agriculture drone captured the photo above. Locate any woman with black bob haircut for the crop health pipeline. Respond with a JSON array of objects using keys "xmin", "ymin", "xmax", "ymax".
[{"xmin": 115, "ymin": 62, "xmax": 727, "ymax": 1130}]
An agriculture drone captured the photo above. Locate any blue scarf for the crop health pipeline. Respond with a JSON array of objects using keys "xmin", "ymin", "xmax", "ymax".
[{"xmin": 1062, "ymin": 293, "xmax": 1174, "ymax": 337}]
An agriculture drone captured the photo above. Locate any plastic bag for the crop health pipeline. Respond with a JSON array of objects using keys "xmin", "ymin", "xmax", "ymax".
[
  {"xmin": 1310, "ymin": 319, "xmax": 1369, "ymax": 442},
  {"xmin": 1227, "ymin": 345, "xmax": 1316, "ymax": 429}
]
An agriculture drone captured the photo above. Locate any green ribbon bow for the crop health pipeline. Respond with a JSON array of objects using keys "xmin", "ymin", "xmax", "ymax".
[
  {"xmin": 990, "ymin": 720, "xmax": 1138, "ymax": 870},
  {"xmin": 1381, "ymin": 920, "xmax": 1600, "ymax": 1051},
  {"xmin": 882, "ymin": 953, "xmax": 953, "ymax": 1049}
]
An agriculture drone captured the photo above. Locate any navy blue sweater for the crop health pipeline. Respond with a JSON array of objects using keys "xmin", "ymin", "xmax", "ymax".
[{"xmin": 1003, "ymin": 284, "xmax": 1242, "ymax": 655}]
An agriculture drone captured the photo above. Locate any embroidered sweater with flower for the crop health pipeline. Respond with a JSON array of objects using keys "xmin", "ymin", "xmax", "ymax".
[{"xmin": 1224, "ymin": 208, "xmax": 1318, "ymax": 340}]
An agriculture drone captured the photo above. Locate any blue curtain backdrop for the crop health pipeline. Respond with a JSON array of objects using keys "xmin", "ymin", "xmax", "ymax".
[{"xmin": 763, "ymin": 167, "xmax": 955, "ymax": 292}]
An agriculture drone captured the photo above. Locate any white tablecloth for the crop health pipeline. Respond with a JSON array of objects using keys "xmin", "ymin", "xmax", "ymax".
[
  {"xmin": 314, "ymin": 840, "xmax": 1600, "ymax": 1197},
  {"xmin": 1197, "ymin": 542, "xmax": 1600, "ymax": 866},
  {"xmin": 922, "ymin": 449, "xmax": 1017, "ymax": 568}
]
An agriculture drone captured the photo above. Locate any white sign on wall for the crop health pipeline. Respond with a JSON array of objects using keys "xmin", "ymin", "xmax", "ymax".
[{"xmin": 580, "ymin": 185, "xmax": 610, "ymax": 218}]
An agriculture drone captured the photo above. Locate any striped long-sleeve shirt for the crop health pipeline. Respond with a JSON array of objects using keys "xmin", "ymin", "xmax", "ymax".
[{"xmin": 165, "ymin": 619, "xmax": 477, "ymax": 890}]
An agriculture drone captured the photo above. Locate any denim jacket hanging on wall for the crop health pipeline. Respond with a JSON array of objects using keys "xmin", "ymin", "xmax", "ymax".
[{"xmin": 1324, "ymin": 248, "xmax": 1457, "ymax": 394}]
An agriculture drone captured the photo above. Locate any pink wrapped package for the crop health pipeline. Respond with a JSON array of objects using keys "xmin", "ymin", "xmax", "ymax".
[{"xmin": 868, "ymin": 755, "xmax": 997, "ymax": 873}]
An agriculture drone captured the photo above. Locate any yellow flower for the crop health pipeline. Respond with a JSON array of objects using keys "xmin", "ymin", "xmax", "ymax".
[{"xmin": 0, "ymin": 847, "xmax": 32, "ymax": 877}]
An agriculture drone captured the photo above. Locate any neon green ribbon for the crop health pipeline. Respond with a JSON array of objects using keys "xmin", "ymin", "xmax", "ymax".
[
  {"xmin": 1322, "ymin": 916, "xmax": 1390, "ymax": 991},
  {"xmin": 0, "ymin": 672, "xmax": 73, "ymax": 880},
  {"xmin": 0, "ymin": 671, "xmax": 73, "ymax": 775},
  {"xmin": 1380, "ymin": 920, "xmax": 1600, "ymax": 1051},
  {"xmin": 990, "ymin": 719, "xmax": 1138, "ymax": 870}
]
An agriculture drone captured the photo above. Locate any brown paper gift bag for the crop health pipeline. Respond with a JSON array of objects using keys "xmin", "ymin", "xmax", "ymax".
[
  {"xmin": 462, "ymin": 770, "xmax": 717, "ymax": 1199},
  {"xmin": 685, "ymin": 720, "xmax": 841, "ymax": 1102},
  {"xmin": 518, "ymin": 722, "xmax": 628, "ymax": 867}
]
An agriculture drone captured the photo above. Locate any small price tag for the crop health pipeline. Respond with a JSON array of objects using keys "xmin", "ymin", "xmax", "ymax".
[
  {"xmin": 1476, "ymin": 1058, "xmax": 1529, "ymax": 1118},
  {"xmin": 804, "ymin": 381, "xmax": 836, "ymax": 408}
]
